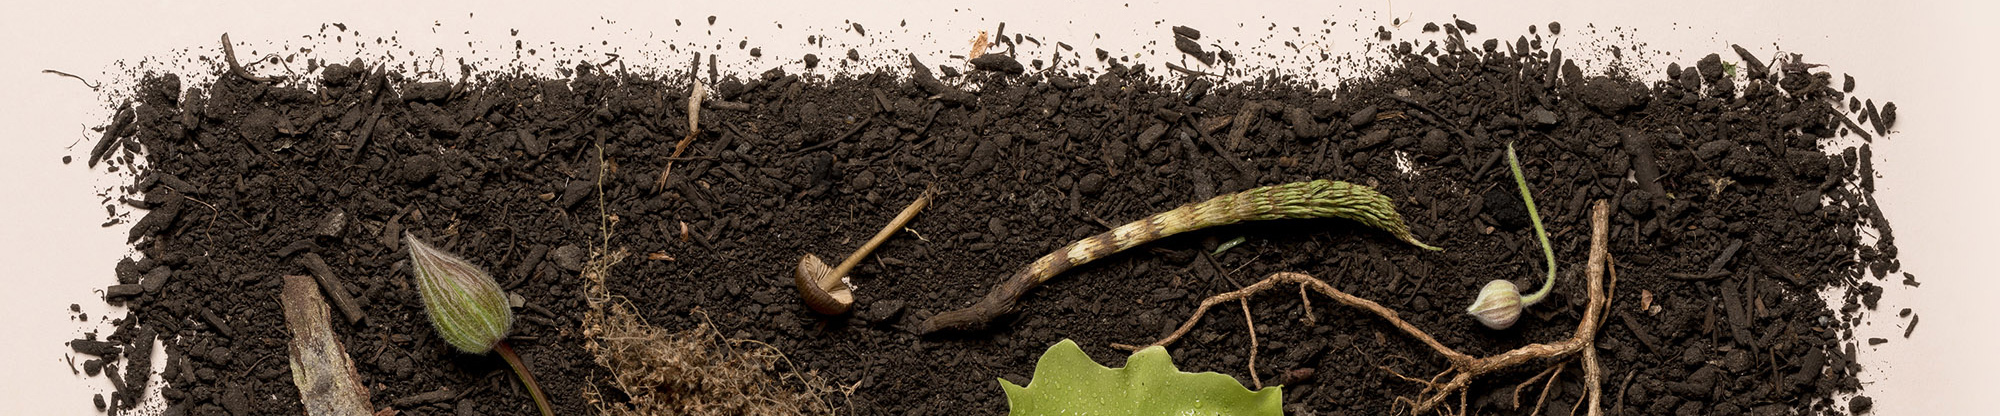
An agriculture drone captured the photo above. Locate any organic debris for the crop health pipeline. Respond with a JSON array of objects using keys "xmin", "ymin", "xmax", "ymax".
[{"xmin": 582, "ymin": 251, "xmax": 843, "ymax": 415}]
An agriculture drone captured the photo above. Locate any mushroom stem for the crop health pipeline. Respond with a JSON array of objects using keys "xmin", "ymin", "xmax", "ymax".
[{"xmin": 829, "ymin": 184, "xmax": 937, "ymax": 279}]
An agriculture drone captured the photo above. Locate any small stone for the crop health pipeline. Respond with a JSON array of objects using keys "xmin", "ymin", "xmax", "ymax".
[
  {"xmin": 549, "ymin": 245, "xmax": 584, "ymax": 272},
  {"xmin": 1621, "ymin": 190, "xmax": 1656, "ymax": 217},
  {"xmin": 399, "ymin": 155, "xmax": 441, "ymax": 185},
  {"xmin": 1529, "ymin": 107, "xmax": 1558, "ymax": 126},
  {"xmin": 314, "ymin": 208, "xmax": 347, "ymax": 239},
  {"xmin": 1849, "ymin": 395, "xmax": 1874, "ymax": 414},
  {"xmin": 1077, "ymin": 173, "xmax": 1106, "ymax": 196},
  {"xmin": 859, "ymin": 300, "xmax": 906, "ymax": 324}
]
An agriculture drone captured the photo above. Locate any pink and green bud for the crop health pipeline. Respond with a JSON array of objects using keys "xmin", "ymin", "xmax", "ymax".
[
  {"xmin": 1466, "ymin": 280, "xmax": 1525, "ymax": 330},
  {"xmin": 406, "ymin": 233, "xmax": 513, "ymax": 354}
]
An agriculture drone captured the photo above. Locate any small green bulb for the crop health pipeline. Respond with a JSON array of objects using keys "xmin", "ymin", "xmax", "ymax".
[
  {"xmin": 1467, "ymin": 280, "xmax": 1525, "ymax": 329},
  {"xmin": 406, "ymin": 233, "xmax": 513, "ymax": 354}
]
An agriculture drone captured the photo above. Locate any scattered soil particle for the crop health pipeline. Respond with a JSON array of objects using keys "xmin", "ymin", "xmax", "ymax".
[
  {"xmin": 969, "ymin": 53, "xmax": 1025, "ymax": 74},
  {"xmin": 1172, "ymin": 25, "xmax": 1201, "ymax": 40}
]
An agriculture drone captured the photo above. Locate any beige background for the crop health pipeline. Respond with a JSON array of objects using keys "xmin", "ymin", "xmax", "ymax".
[{"xmin": 1, "ymin": 0, "xmax": 1991, "ymax": 414}]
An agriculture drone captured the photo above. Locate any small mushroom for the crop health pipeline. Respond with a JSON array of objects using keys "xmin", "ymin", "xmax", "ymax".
[{"xmin": 796, "ymin": 185, "xmax": 936, "ymax": 315}]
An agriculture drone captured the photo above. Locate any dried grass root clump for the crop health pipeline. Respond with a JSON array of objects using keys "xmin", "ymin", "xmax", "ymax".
[{"xmin": 580, "ymin": 250, "xmax": 844, "ymax": 416}]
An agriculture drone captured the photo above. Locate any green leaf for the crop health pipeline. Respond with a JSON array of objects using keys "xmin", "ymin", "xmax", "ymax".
[{"xmin": 1000, "ymin": 339, "xmax": 1282, "ymax": 415}]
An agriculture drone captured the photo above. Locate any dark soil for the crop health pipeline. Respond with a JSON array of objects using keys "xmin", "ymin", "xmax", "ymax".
[{"xmin": 74, "ymin": 19, "xmax": 1903, "ymax": 416}]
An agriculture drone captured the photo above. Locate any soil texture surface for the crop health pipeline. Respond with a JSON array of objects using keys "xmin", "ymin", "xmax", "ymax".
[{"xmin": 71, "ymin": 19, "xmax": 1906, "ymax": 416}]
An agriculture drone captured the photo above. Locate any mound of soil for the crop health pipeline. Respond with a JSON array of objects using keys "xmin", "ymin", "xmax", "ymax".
[{"xmin": 73, "ymin": 20, "xmax": 1903, "ymax": 415}]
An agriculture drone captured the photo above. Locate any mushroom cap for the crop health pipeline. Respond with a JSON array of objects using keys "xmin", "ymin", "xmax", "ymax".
[{"xmin": 794, "ymin": 253, "xmax": 855, "ymax": 315}]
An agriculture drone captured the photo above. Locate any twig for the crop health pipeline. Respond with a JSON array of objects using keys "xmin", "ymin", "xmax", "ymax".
[
  {"xmin": 41, "ymin": 69, "xmax": 101, "ymax": 90},
  {"xmin": 1666, "ymin": 270, "xmax": 1731, "ymax": 281},
  {"xmin": 1186, "ymin": 120, "xmax": 1257, "ymax": 178},
  {"xmin": 786, "ymin": 114, "xmax": 875, "ymax": 158},
  {"xmin": 1164, "ymin": 62, "xmax": 1217, "ymax": 78},
  {"xmin": 220, "ymin": 34, "xmax": 273, "ymax": 83},
  {"xmin": 296, "ymin": 253, "xmax": 368, "ymax": 326},
  {"xmin": 1387, "ymin": 94, "xmax": 1474, "ymax": 143},
  {"xmin": 653, "ymin": 81, "xmax": 708, "ymax": 193}
]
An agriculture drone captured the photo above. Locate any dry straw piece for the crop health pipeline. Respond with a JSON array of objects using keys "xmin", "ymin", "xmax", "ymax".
[{"xmin": 582, "ymin": 250, "xmax": 845, "ymax": 416}]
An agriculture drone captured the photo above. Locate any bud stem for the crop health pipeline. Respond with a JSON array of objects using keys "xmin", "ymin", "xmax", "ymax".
[
  {"xmin": 1509, "ymin": 143, "xmax": 1557, "ymax": 306},
  {"xmin": 495, "ymin": 341, "xmax": 554, "ymax": 416}
]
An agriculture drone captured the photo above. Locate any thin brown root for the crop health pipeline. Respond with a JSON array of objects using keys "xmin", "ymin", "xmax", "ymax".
[
  {"xmin": 1529, "ymin": 364, "xmax": 1565, "ymax": 416},
  {"xmin": 1241, "ymin": 299, "xmax": 1262, "ymax": 390},
  {"xmin": 41, "ymin": 69, "xmax": 100, "ymax": 90},
  {"xmin": 1570, "ymin": 385, "xmax": 1587, "ymax": 416},
  {"xmin": 1298, "ymin": 282, "xmax": 1316, "ymax": 325},
  {"xmin": 1512, "ymin": 364, "xmax": 1561, "ymax": 409},
  {"xmin": 1128, "ymin": 272, "xmax": 1472, "ymax": 364},
  {"xmin": 1377, "ymin": 365, "xmax": 1439, "ymax": 390},
  {"xmin": 1583, "ymin": 255, "xmax": 1619, "ymax": 416},
  {"xmin": 1614, "ymin": 370, "xmax": 1636, "ymax": 415}
]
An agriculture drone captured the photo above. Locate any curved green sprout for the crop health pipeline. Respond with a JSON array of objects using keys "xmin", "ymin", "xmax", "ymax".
[{"xmin": 1465, "ymin": 143, "xmax": 1559, "ymax": 330}]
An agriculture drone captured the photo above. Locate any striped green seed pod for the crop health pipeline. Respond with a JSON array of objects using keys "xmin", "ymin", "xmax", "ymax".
[
  {"xmin": 405, "ymin": 233, "xmax": 513, "ymax": 354},
  {"xmin": 919, "ymin": 179, "xmax": 1438, "ymax": 334}
]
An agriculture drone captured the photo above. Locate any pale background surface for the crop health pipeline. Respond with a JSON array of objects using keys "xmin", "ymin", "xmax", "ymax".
[{"xmin": 1, "ymin": 0, "xmax": 1992, "ymax": 414}]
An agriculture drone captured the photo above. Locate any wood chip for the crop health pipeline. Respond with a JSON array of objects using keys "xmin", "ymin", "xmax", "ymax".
[{"xmin": 281, "ymin": 275, "xmax": 376, "ymax": 416}]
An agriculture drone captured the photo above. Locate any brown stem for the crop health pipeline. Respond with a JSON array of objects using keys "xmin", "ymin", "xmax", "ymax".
[
  {"xmin": 495, "ymin": 341, "xmax": 554, "ymax": 416},
  {"xmin": 832, "ymin": 184, "xmax": 936, "ymax": 279}
]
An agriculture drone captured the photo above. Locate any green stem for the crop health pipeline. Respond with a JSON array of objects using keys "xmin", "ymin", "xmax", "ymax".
[
  {"xmin": 1509, "ymin": 143, "xmax": 1558, "ymax": 306},
  {"xmin": 495, "ymin": 341, "xmax": 555, "ymax": 416}
]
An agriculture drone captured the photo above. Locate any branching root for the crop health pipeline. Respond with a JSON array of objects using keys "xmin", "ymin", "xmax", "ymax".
[{"xmin": 1118, "ymin": 201, "xmax": 1616, "ymax": 415}]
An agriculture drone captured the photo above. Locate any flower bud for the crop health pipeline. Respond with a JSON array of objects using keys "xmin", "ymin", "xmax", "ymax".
[
  {"xmin": 1466, "ymin": 280, "xmax": 1524, "ymax": 330},
  {"xmin": 406, "ymin": 233, "xmax": 513, "ymax": 354}
]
